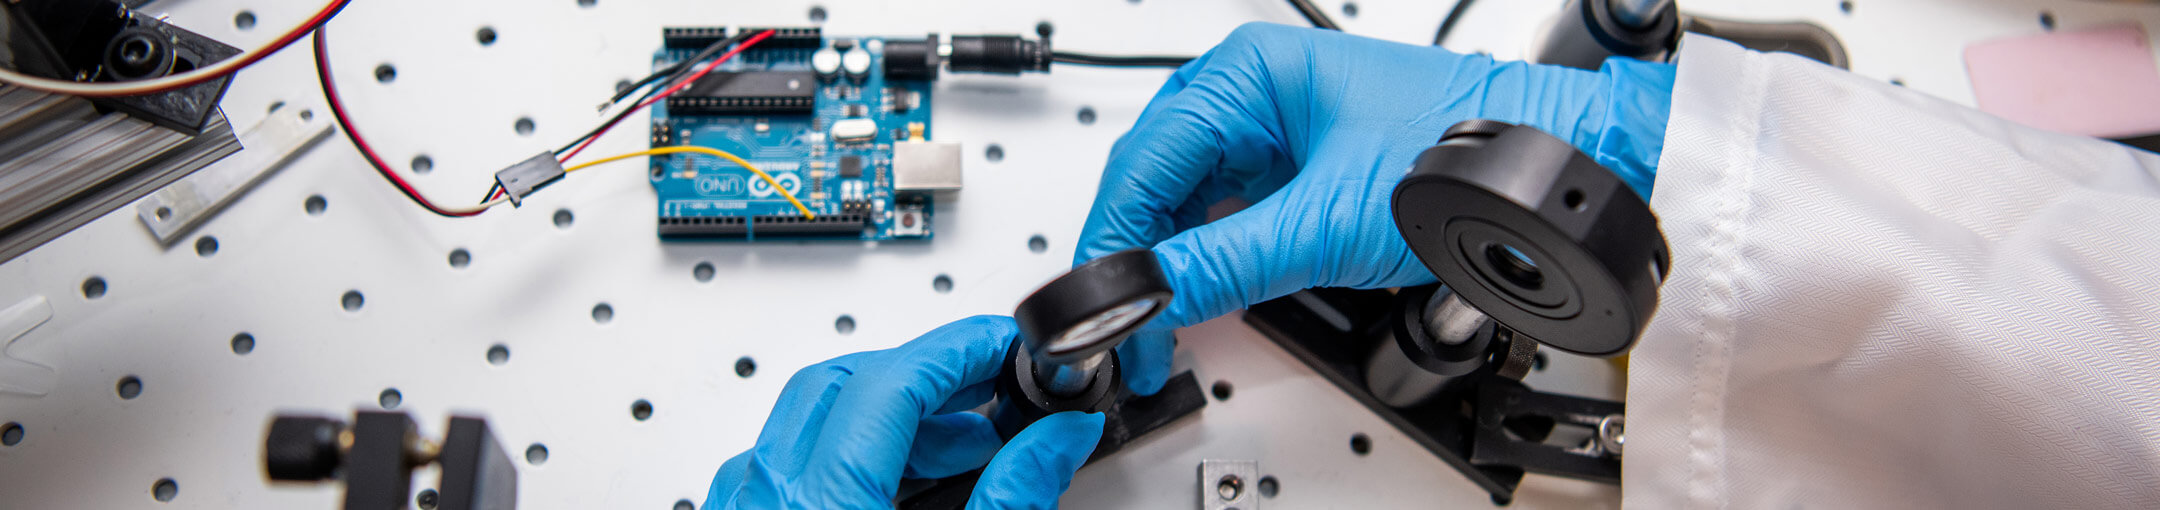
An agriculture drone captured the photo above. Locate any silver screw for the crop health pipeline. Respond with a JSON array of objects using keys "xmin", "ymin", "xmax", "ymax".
[
  {"xmin": 1217, "ymin": 474, "xmax": 1243, "ymax": 501},
  {"xmin": 1597, "ymin": 414, "xmax": 1625, "ymax": 457}
]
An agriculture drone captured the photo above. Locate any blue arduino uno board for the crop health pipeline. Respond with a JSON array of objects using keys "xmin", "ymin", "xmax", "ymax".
[{"xmin": 649, "ymin": 28, "xmax": 950, "ymax": 241}]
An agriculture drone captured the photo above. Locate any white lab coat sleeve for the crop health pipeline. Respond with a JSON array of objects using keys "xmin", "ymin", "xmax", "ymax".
[{"xmin": 1624, "ymin": 35, "xmax": 2160, "ymax": 509}]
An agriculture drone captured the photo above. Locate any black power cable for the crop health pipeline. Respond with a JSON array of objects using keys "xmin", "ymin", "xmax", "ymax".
[
  {"xmin": 1286, "ymin": 0, "xmax": 1343, "ymax": 31},
  {"xmin": 1030, "ymin": 0, "xmax": 1347, "ymax": 71},
  {"xmin": 314, "ymin": 26, "xmax": 492, "ymax": 218},
  {"xmin": 1051, "ymin": 51, "xmax": 1193, "ymax": 68},
  {"xmin": 1434, "ymin": 0, "xmax": 1478, "ymax": 45}
]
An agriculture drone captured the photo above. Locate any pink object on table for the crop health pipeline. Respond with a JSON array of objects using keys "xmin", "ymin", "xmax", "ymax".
[{"xmin": 1964, "ymin": 23, "xmax": 2160, "ymax": 139}]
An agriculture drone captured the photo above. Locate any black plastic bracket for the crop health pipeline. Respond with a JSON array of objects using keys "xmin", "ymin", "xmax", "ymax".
[
  {"xmin": 342, "ymin": 412, "xmax": 418, "ymax": 510},
  {"xmin": 436, "ymin": 417, "xmax": 519, "ymax": 510}
]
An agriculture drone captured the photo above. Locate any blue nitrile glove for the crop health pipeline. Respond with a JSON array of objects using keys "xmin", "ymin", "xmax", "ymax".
[
  {"xmin": 705, "ymin": 316, "xmax": 1106, "ymax": 509},
  {"xmin": 1078, "ymin": 22, "xmax": 1677, "ymax": 395}
]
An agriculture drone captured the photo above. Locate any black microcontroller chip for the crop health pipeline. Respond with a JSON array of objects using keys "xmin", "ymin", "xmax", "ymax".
[
  {"xmin": 666, "ymin": 71, "xmax": 817, "ymax": 114},
  {"xmin": 839, "ymin": 155, "xmax": 864, "ymax": 178}
]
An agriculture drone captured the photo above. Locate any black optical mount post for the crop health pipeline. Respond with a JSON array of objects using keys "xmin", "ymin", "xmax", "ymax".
[{"xmin": 1246, "ymin": 120, "xmax": 1670, "ymax": 505}]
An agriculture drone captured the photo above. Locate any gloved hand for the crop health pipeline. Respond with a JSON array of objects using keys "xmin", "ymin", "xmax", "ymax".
[
  {"xmin": 1079, "ymin": 22, "xmax": 1677, "ymax": 395},
  {"xmin": 705, "ymin": 316, "xmax": 1106, "ymax": 509}
]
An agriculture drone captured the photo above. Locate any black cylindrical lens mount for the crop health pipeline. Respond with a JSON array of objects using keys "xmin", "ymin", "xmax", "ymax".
[
  {"xmin": 1392, "ymin": 121, "xmax": 1669, "ymax": 356},
  {"xmin": 994, "ymin": 336, "xmax": 1123, "ymax": 438},
  {"xmin": 995, "ymin": 248, "xmax": 1172, "ymax": 437}
]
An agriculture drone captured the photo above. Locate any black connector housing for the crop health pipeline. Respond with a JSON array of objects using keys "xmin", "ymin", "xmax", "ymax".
[
  {"xmin": 493, "ymin": 152, "xmax": 565, "ymax": 207},
  {"xmin": 663, "ymin": 26, "xmax": 822, "ymax": 51},
  {"xmin": 736, "ymin": 27, "xmax": 824, "ymax": 48},
  {"xmin": 881, "ymin": 34, "xmax": 1056, "ymax": 80},
  {"xmin": 749, "ymin": 213, "xmax": 870, "ymax": 237},
  {"xmin": 661, "ymin": 27, "xmax": 728, "ymax": 49},
  {"xmin": 658, "ymin": 214, "xmax": 870, "ymax": 239},
  {"xmin": 659, "ymin": 216, "xmax": 748, "ymax": 238},
  {"xmin": 948, "ymin": 35, "xmax": 1051, "ymax": 74},
  {"xmin": 882, "ymin": 36, "xmax": 941, "ymax": 81}
]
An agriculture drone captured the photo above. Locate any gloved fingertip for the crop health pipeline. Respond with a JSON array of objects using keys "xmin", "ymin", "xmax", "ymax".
[
  {"xmin": 1142, "ymin": 198, "xmax": 1305, "ymax": 330},
  {"xmin": 1034, "ymin": 411, "xmax": 1109, "ymax": 446},
  {"xmin": 1118, "ymin": 331, "xmax": 1175, "ymax": 396},
  {"xmin": 964, "ymin": 412, "xmax": 1107, "ymax": 510},
  {"xmin": 1015, "ymin": 411, "xmax": 1107, "ymax": 469},
  {"xmin": 1144, "ymin": 243, "xmax": 1210, "ymax": 329},
  {"xmin": 904, "ymin": 412, "xmax": 1003, "ymax": 480}
]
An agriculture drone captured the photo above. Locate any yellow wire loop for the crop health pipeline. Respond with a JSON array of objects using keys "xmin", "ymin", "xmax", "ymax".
[{"xmin": 566, "ymin": 146, "xmax": 814, "ymax": 219}]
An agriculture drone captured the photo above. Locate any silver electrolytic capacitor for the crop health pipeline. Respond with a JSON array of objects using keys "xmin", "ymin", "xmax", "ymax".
[
  {"xmin": 811, "ymin": 47, "xmax": 842, "ymax": 80},
  {"xmin": 840, "ymin": 48, "xmax": 872, "ymax": 81}
]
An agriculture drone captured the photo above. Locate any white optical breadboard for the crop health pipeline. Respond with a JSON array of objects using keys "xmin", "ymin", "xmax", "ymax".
[{"xmin": 1, "ymin": 0, "xmax": 2154, "ymax": 508}]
